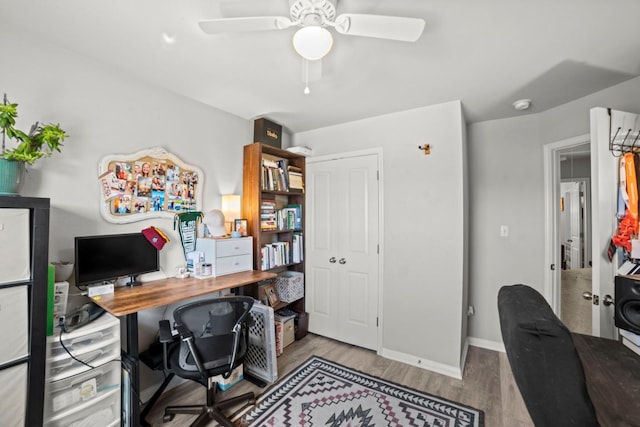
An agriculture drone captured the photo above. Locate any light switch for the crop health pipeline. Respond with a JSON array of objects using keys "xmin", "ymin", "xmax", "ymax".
[{"xmin": 500, "ymin": 225, "xmax": 509, "ymax": 237}]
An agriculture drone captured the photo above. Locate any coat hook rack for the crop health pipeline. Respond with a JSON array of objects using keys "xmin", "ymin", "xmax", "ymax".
[{"xmin": 418, "ymin": 144, "xmax": 431, "ymax": 155}]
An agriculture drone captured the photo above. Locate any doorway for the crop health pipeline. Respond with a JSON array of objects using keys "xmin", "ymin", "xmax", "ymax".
[
  {"xmin": 305, "ymin": 149, "xmax": 382, "ymax": 351},
  {"xmin": 544, "ymin": 135, "xmax": 593, "ymax": 335}
]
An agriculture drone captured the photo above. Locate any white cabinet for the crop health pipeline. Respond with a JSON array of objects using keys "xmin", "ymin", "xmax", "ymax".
[
  {"xmin": 195, "ymin": 236, "xmax": 253, "ymax": 276},
  {"xmin": 44, "ymin": 312, "xmax": 121, "ymax": 427}
]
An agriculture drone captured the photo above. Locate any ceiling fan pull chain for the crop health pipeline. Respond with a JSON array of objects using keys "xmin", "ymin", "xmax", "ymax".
[{"xmin": 304, "ymin": 59, "xmax": 311, "ymax": 95}]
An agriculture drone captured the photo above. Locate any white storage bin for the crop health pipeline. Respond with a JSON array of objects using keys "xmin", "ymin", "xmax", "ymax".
[
  {"xmin": 44, "ymin": 361, "xmax": 120, "ymax": 421},
  {"xmin": 0, "ymin": 208, "xmax": 30, "ymax": 284},
  {"xmin": 0, "ymin": 363, "xmax": 27, "ymax": 426},
  {"xmin": 0, "ymin": 285, "xmax": 28, "ymax": 364},
  {"xmin": 44, "ymin": 387, "xmax": 120, "ymax": 427}
]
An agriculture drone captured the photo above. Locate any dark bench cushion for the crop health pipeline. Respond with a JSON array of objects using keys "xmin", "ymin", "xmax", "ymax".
[{"xmin": 498, "ymin": 284, "xmax": 598, "ymax": 427}]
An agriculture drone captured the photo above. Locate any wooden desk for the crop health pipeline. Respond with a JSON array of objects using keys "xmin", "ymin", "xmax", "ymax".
[{"xmin": 90, "ymin": 270, "xmax": 276, "ymax": 427}]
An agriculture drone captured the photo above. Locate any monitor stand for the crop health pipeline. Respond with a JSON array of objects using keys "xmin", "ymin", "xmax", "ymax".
[{"xmin": 126, "ymin": 275, "xmax": 142, "ymax": 287}]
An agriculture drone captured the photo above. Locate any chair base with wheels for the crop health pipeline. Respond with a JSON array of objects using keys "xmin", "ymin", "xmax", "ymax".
[
  {"xmin": 163, "ymin": 383, "xmax": 254, "ymax": 427},
  {"xmin": 159, "ymin": 295, "xmax": 256, "ymax": 427}
]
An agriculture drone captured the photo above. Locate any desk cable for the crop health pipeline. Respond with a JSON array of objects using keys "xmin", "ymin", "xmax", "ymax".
[{"xmin": 57, "ymin": 317, "xmax": 123, "ymax": 371}]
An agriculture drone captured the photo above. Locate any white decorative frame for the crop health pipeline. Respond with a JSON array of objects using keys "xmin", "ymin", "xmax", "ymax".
[{"xmin": 98, "ymin": 147, "xmax": 204, "ymax": 224}]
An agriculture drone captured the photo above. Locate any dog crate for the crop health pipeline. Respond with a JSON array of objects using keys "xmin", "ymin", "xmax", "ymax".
[{"xmin": 244, "ymin": 301, "xmax": 278, "ymax": 383}]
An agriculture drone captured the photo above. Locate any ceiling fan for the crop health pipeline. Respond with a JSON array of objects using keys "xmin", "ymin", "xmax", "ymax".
[{"xmin": 198, "ymin": 0, "xmax": 425, "ymax": 61}]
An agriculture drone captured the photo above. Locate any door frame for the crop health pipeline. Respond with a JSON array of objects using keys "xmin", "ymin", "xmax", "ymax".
[
  {"xmin": 544, "ymin": 134, "xmax": 590, "ymax": 315},
  {"xmin": 560, "ymin": 178, "xmax": 592, "ymax": 269},
  {"xmin": 306, "ymin": 147, "xmax": 384, "ymax": 353}
]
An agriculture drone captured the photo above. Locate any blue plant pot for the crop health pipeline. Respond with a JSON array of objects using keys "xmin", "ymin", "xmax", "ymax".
[{"xmin": 0, "ymin": 159, "xmax": 24, "ymax": 195}]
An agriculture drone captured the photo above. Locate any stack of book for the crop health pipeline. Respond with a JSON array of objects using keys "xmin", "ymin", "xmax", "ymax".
[
  {"xmin": 260, "ymin": 199, "xmax": 277, "ymax": 231},
  {"xmin": 288, "ymin": 165, "xmax": 303, "ymax": 192}
]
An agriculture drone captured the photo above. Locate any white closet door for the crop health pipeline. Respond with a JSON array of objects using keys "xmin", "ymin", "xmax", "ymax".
[{"xmin": 306, "ymin": 153, "xmax": 380, "ymax": 350}]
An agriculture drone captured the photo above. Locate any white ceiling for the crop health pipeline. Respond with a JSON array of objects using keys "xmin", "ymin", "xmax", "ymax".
[{"xmin": 3, "ymin": 0, "xmax": 640, "ymax": 133}]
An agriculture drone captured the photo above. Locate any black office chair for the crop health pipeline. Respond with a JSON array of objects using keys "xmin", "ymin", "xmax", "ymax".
[{"xmin": 158, "ymin": 295, "xmax": 256, "ymax": 427}]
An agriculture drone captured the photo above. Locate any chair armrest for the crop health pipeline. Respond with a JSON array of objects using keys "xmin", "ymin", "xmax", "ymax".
[
  {"xmin": 175, "ymin": 323, "xmax": 192, "ymax": 340},
  {"xmin": 158, "ymin": 319, "xmax": 173, "ymax": 343}
]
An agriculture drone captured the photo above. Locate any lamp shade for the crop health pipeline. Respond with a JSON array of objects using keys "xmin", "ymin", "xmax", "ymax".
[
  {"xmin": 221, "ymin": 194, "xmax": 241, "ymax": 222},
  {"xmin": 293, "ymin": 26, "xmax": 333, "ymax": 60}
]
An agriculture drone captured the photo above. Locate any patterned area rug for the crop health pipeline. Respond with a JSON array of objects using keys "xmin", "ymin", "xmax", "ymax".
[{"xmin": 234, "ymin": 356, "xmax": 484, "ymax": 427}]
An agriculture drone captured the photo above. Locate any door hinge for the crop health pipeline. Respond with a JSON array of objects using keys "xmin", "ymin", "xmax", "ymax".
[
  {"xmin": 377, "ymin": 244, "xmax": 379, "ymax": 254},
  {"xmin": 377, "ymin": 170, "xmax": 379, "ymax": 181},
  {"xmin": 376, "ymin": 317, "xmax": 379, "ymax": 327}
]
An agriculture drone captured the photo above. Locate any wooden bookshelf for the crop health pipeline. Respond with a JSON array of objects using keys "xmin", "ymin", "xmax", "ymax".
[{"xmin": 242, "ymin": 143, "xmax": 305, "ymax": 314}]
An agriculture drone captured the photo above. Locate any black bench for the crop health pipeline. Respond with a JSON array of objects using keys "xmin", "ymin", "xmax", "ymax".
[{"xmin": 498, "ymin": 284, "xmax": 640, "ymax": 427}]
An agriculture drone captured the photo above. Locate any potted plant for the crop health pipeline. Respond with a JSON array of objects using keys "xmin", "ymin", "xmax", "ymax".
[{"xmin": 0, "ymin": 93, "xmax": 68, "ymax": 195}]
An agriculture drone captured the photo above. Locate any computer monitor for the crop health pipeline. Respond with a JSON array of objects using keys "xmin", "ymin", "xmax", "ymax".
[{"xmin": 75, "ymin": 232, "xmax": 159, "ymax": 287}]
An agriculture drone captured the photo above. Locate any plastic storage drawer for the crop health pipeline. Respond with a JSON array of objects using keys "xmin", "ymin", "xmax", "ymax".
[
  {"xmin": 44, "ymin": 361, "xmax": 120, "ymax": 422},
  {"xmin": 44, "ymin": 387, "xmax": 120, "ymax": 427},
  {"xmin": 47, "ymin": 313, "xmax": 120, "ymax": 381}
]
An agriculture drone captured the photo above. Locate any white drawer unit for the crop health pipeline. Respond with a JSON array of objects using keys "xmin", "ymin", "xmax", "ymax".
[
  {"xmin": 0, "ymin": 285, "xmax": 29, "ymax": 365},
  {"xmin": 196, "ymin": 236, "xmax": 253, "ymax": 277},
  {"xmin": 0, "ymin": 208, "xmax": 30, "ymax": 285},
  {"xmin": 45, "ymin": 311, "xmax": 121, "ymax": 426}
]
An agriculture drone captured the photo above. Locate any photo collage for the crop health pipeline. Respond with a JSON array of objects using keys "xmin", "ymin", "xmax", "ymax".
[{"xmin": 100, "ymin": 157, "xmax": 199, "ymax": 216}]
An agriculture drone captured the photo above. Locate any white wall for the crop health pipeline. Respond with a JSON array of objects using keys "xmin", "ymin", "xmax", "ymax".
[
  {"xmin": 0, "ymin": 26, "xmax": 252, "ymax": 394},
  {"xmin": 467, "ymin": 76, "xmax": 640, "ymax": 346},
  {"xmin": 293, "ymin": 101, "xmax": 468, "ymax": 375}
]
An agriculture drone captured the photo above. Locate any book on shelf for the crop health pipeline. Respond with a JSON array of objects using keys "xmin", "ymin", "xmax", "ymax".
[
  {"xmin": 260, "ymin": 241, "xmax": 292, "ymax": 270},
  {"xmin": 292, "ymin": 233, "xmax": 303, "ymax": 263},
  {"xmin": 262, "ymin": 157, "xmax": 291, "ymax": 192}
]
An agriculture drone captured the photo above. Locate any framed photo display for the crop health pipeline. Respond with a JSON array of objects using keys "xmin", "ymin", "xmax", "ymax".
[
  {"xmin": 263, "ymin": 283, "xmax": 280, "ymax": 306},
  {"xmin": 98, "ymin": 147, "xmax": 204, "ymax": 224},
  {"xmin": 234, "ymin": 219, "xmax": 248, "ymax": 236}
]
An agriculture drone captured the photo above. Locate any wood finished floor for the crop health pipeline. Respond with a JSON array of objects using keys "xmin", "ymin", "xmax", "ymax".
[{"xmin": 143, "ymin": 333, "xmax": 533, "ymax": 426}]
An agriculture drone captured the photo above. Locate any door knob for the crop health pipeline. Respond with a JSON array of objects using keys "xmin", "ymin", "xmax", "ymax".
[
  {"xmin": 339, "ymin": 258, "xmax": 346, "ymax": 264},
  {"xmin": 582, "ymin": 291, "xmax": 593, "ymax": 300},
  {"xmin": 329, "ymin": 257, "xmax": 336, "ymax": 263},
  {"xmin": 603, "ymin": 294, "xmax": 614, "ymax": 306}
]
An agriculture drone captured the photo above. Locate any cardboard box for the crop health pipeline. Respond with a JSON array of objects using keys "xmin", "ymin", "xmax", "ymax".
[
  {"xmin": 254, "ymin": 118, "xmax": 282, "ymax": 148},
  {"xmin": 275, "ymin": 316, "xmax": 295, "ymax": 352},
  {"xmin": 209, "ymin": 364, "xmax": 243, "ymax": 391}
]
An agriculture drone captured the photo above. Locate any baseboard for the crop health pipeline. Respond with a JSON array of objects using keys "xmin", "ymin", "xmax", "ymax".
[
  {"xmin": 380, "ymin": 348, "xmax": 463, "ymax": 379},
  {"xmin": 467, "ymin": 336, "xmax": 505, "ymax": 353}
]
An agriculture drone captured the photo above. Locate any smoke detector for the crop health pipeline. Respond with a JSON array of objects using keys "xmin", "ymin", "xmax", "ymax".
[{"xmin": 513, "ymin": 99, "xmax": 532, "ymax": 110}]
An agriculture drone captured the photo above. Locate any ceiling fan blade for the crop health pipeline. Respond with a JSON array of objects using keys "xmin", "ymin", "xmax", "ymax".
[
  {"xmin": 198, "ymin": 16, "xmax": 293, "ymax": 34},
  {"xmin": 334, "ymin": 14, "xmax": 425, "ymax": 42}
]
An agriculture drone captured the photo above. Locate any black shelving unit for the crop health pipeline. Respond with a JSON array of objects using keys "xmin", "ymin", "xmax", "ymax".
[{"xmin": 0, "ymin": 196, "xmax": 49, "ymax": 426}]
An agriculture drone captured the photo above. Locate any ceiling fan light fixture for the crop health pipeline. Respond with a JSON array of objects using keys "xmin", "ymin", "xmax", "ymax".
[{"xmin": 293, "ymin": 26, "xmax": 333, "ymax": 61}]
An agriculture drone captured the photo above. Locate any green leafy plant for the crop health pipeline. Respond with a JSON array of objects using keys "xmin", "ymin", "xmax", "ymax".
[{"xmin": 0, "ymin": 93, "xmax": 68, "ymax": 165}]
